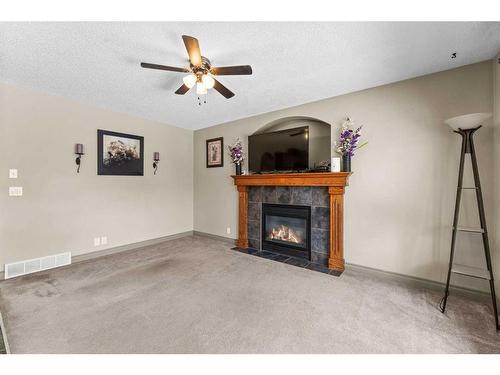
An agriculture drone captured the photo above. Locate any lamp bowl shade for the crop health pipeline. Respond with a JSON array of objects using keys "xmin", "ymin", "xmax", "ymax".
[{"xmin": 444, "ymin": 112, "xmax": 492, "ymax": 131}]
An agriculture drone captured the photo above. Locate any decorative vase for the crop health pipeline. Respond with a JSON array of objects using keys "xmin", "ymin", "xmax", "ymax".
[
  {"xmin": 235, "ymin": 163, "xmax": 242, "ymax": 175},
  {"xmin": 342, "ymin": 155, "xmax": 351, "ymax": 172}
]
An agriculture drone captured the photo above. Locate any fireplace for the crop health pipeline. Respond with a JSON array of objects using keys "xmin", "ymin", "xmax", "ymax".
[
  {"xmin": 233, "ymin": 173, "xmax": 351, "ymax": 272},
  {"xmin": 262, "ymin": 203, "xmax": 311, "ymax": 259}
]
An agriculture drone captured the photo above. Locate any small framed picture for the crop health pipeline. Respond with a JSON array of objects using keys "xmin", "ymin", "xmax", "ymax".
[
  {"xmin": 98, "ymin": 129, "xmax": 144, "ymax": 176},
  {"xmin": 206, "ymin": 137, "xmax": 224, "ymax": 168}
]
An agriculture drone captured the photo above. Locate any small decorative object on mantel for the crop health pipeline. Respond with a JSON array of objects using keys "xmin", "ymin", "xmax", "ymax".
[
  {"xmin": 206, "ymin": 137, "xmax": 224, "ymax": 168},
  {"xmin": 228, "ymin": 138, "xmax": 244, "ymax": 175},
  {"xmin": 97, "ymin": 130, "xmax": 144, "ymax": 176},
  {"xmin": 153, "ymin": 152, "xmax": 160, "ymax": 175},
  {"xmin": 330, "ymin": 157, "xmax": 341, "ymax": 172},
  {"xmin": 75, "ymin": 143, "xmax": 84, "ymax": 173},
  {"xmin": 335, "ymin": 117, "xmax": 367, "ymax": 172}
]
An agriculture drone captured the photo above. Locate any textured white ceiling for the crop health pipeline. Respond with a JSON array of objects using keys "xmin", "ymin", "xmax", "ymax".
[{"xmin": 1, "ymin": 22, "xmax": 499, "ymax": 130}]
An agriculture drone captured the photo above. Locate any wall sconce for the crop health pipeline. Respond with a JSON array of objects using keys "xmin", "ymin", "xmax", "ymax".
[
  {"xmin": 153, "ymin": 152, "xmax": 160, "ymax": 175},
  {"xmin": 75, "ymin": 144, "xmax": 84, "ymax": 173}
]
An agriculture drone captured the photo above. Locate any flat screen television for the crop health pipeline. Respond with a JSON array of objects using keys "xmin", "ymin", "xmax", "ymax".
[{"xmin": 248, "ymin": 126, "xmax": 309, "ymax": 173}]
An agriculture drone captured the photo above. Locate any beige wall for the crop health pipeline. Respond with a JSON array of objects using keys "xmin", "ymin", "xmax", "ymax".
[
  {"xmin": 194, "ymin": 61, "xmax": 494, "ymax": 289},
  {"xmin": 0, "ymin": 82, "xmax": 193, "ymax": 271},
  {"xmin": 494, "ymin": 54, "xmax": 500, "ymax": 296},
  {"xmin": 1, "ymin": 60, "xmax": 496, "ymax": 291}
]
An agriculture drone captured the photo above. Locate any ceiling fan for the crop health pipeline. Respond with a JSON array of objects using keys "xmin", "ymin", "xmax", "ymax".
[{"xmin": 141, "ymin": 35, "xmax": 252, "ymax": 99}]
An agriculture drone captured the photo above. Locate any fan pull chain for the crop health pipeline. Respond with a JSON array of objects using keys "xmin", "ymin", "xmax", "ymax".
[{"xmin": 197, "ymin": 93, "xmax": 208, "ymax": 106}]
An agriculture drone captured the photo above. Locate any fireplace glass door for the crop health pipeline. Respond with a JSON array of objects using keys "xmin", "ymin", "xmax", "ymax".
[
  {"xmin": 265, "ymin": 215, "xmax": 307, "ymax": 248},
  {"xmin": 262, "ymin": 203, "xmax": 311, "ymax": 259}
]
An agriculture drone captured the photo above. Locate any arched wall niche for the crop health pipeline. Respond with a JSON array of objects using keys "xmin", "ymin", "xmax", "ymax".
[{"xmin": 251, "ymin": 116, "xmax": 332, "ymax": 169}]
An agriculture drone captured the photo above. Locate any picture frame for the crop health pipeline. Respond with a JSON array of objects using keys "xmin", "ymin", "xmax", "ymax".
[
  {"xmin": 97, "ymin": 129, "xmax": 144, "ymax": 176},
  {"xmin": 206, "ymin": 137, "xmax": 224, "ymax": 168}
]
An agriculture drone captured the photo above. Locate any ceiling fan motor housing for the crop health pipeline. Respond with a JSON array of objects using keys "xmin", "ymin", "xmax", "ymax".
[{"xmin": 192, "ymin": 56, "xmax": 212, "ymax": 77}]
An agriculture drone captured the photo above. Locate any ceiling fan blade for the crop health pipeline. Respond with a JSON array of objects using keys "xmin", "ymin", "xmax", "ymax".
[
  {"xmin": 213, "ymin": 78, "xmax": 235, "ymax": 99},
  {"xmin": 211, "ymin": 65, "xmax": 253, "ymax": 76},
  {"xmin": 175, "ymin": 84, "xmax": 191, "ymax": 95},
  {"xmin": 182, "ymin": 35, "xmax": 202, "ymax": 67},
  {"xmin": 141, "ymin": 62, "xmax": 190, "ymax": 73}
]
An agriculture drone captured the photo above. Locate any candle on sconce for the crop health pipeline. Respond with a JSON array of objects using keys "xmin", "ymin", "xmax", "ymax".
[
  {"xmin": 153, "ymin": 152, "xmax": 160, "ymax": 175},
  {"xmin": 75, "ymin": 143, "xmax": 84, "ymax": 155},
  {"xmin": 74, "ymin": 143, "xmax": 84, "ymax": 173}
]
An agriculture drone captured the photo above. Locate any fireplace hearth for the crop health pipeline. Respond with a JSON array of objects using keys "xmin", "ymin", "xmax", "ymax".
[{"xmin": 262, "ymin": 203, "xmax": 311, "ymax": 259}]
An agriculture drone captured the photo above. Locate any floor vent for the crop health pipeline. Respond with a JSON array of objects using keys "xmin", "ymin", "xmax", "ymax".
[{"xmin": 4, "ymin": 252, "xmax": 71, "ymax": 279}]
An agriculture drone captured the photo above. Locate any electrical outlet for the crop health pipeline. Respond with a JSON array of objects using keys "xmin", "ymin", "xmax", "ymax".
[
  {"xmin": 94, "ymin": 237, "xmax": 101, "ymax": 246},
  {"xmin": 101, "ymin": 236, "xmax": 108, "ymax": 245},
  {"xmin": 9, "ymin": 169, "xmax": 18, "ymax": 178},
  {"xmin": 226, "ymin": 227, "xmax": 231, "ymax": 234}
]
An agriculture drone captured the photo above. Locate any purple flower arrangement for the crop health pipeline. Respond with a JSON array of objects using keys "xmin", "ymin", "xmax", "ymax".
[
  {"xmin": 228, "ymin": 138, "xmax": 244, "ymax": 165},
  {"xmin": 335, "ymin": 118, "xmax": 367, "ymax": 157}
]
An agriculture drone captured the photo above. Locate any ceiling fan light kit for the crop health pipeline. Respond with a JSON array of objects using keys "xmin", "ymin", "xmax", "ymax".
[
  {"xmin": 141, "ymin": 35, "xmax": 252, "ymax": 103},
  {"xmin": 196, "ymin": 82, "xmax": 207, "ymax": 95},
  {"xmin": 202, "ymin": 74, "xmax": 215, "ymax": 89},
  {"xmin": 182, "ymin": 74, "xmax": 197, "ymax": 88}
]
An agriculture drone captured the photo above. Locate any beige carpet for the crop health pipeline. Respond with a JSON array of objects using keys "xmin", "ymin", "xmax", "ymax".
[{"xmin": 0, "ymin": 235, "xmax": 499, "ymax": 354}]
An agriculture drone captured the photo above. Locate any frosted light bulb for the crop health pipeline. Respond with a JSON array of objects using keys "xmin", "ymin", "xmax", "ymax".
[
  {"xmin": 196, "ymin": 82, "xmax": 207, "ymax": 95},
  {"xmin": 182, "ymin": 74, "xmax": 197, "ymax": 88},
  {"xmin": 202, "ymin": 74, "xmax": 215, "ymax": 89}
]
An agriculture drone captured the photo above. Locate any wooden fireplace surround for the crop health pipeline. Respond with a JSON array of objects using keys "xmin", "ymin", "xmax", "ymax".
[{"xmin": 232, "ymin": 172, "xmax": 351, "ymax": 272}]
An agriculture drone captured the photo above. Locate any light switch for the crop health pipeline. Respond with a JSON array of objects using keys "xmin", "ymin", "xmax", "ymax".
[
  {"xmin": 9, "ymin": 187, "xmax": 23, "ymax": 196},
  {"xmin": 94, "ymin": 237, "xmax": 101, "ymax": 246},
  {"xmin": 101, "ymin": 236, "xmax": 108, "ymax": 245},
  {"xmin": 9, "ymin": 169, "xmax": 18, "ymax": 178}
]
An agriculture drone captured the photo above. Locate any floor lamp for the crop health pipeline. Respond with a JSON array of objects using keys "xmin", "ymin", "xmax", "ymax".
[{"xmin": 440, "ymin": 112, "xmax": 498, "ymax": 330}]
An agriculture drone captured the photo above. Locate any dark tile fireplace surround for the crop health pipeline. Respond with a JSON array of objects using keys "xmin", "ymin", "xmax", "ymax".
[{"xmin": 247, "ymin": 186, "xmax": 330, "ymax": 266}]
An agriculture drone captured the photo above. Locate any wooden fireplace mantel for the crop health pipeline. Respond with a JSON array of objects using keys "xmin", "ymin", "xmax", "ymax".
[{"xmin": 232, "ymin": 172, "xmax": 351, "ymax": 272}]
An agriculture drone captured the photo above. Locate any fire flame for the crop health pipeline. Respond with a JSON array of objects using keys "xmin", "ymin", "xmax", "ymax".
[{"xmin": 268, "ymin": 225, "xmax": 302, "ymax": 244}]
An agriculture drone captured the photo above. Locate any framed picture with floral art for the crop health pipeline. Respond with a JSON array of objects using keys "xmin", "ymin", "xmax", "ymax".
[
  {"xmin": 97, "ymin": 129, "xmax": 144, "ymax": 175},
  {"xmin": 206, "ymin": 137, "xmax": 224, "ymax": 168}
]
